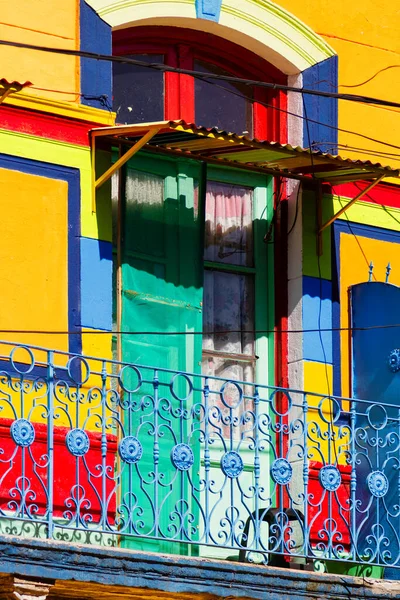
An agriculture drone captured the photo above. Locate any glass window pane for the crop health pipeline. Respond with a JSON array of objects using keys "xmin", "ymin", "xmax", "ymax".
[
  {"xmin": 124, "ymin": 169, "xmax": 165, "ymax": 257},
  {"xmin": 202, "ymin": 355, "xmax": 254, "ymax": 383},
  {"xmin": 194, "ymin": 59, "xmax": 253, "ymax": 135},
  {"xmin": 202, "ymin": 270, "xmax": 254, "ymax": 356},
  {"xmin": 204, "ymin": 181, "xmax": 254, "ymax": 267},
  {"xmin": 113, "ymin": 54, "xmax": 164, "ymax": 124},
  {"xmin": 202, "ymin": 355, "xmax": 255, "ymax": 440}
]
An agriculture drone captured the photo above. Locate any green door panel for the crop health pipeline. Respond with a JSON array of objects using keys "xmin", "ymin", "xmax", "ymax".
[{"xmin": 119, "ymin": 154, "xmax": 203, "ymax": 555}]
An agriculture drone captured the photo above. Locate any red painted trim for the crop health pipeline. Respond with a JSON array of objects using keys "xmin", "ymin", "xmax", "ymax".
[
  {"xmin": 308, "ymin": 461, "xmax": 351, "ymax": 548},
  {"xmin": 165, "ymin": 46, "xmax": 180, "ymax": 120},
  {"xmin": 113, "ymin": 27, "xmax": 286, "ymax": 83},
  {"xmin": 329, "ymin": 181, "xmax": 400, "ymax": 210},
  {"xmin": 0, "ymin": 419, "xmax": 117, "ymax": 520},
  {"xmin": 113, "ymin": 25, "xmax": 287, "ymax": 142},
  {"xmin": 273, "ymin": 178, "xmax": 289, "ymax": 511},
  {"xmin": 274, "ymin": 180, "xmax": 289, "ymax": 392},
  {"xmin": 0, "ymin": 105, "xmax": 94, "ymax": 146},
  {"xmin": 178, "ymin": 44, "xmax": 195, "ymax": 123}
]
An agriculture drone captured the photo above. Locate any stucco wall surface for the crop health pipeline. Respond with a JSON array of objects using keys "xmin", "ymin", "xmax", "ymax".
[
  {"xmin": 0, "ymin": 0, "xmax": 80, "ymax": 103},
  {"xmin": 268, "ymin": 0, "xmax": 400, "ymax": 170}
]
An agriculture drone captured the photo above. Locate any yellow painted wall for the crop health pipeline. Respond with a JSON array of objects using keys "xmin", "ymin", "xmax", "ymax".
[
  {"xmin": 0, "ymin": 168, "xmax": 69, "ymax": 352},
  {"xmin": 82, "ymin": 329, "xmax": 113, "ymax": 362},
  {"xmin": 0, "ymin": 0, "xmax": 80, "ymax": 103},
  {"xmin": 303, "ymin": 361, "xmax": 348, "ymax": 464},
  {"xmin": 339, "ymin": 231, "xmax": 400, "ymax": 398},
  {"xmin": 304, "ymin": 361, "xmax": 333, "ymax": 398},
  {"xmin": 275, "ymin": 0, "xmax": 400, "ymax": 171}
]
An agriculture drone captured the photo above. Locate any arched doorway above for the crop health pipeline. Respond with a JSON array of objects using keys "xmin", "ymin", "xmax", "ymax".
[
  {"xmin": 112, "ymin": 26, "xmax": 287, "ymax": 141},
  {"xmin": 86, "ymin": 0, "xmax": 335, "ymax": 74}
]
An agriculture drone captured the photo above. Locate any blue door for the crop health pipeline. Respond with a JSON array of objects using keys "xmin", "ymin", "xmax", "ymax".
[{"xmin": 351, "ymin": 281, "xmax": 400, "ymax": 574}]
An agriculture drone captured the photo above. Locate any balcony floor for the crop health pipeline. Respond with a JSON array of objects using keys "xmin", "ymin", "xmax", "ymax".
[{"xmin": 0, "ymin": 535, "xmax": 399, "ymax": 600}]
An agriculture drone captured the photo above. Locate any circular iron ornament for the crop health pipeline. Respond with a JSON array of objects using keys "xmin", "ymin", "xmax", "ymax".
[
  {"xmin": 319, "ymin": 465, "xmax": 341, "ymax": 492},
  {"xmin": 388, "ymin": 349, "xmax": 400, "ymax": 373},
  {"xmin": 10, "ymin": 346, "xmax": 35, "ymax": 374},
  {"xmin": 118, "ymin": 436, "xmax": 143, "ymax": 464},
  {"xmin": 170, "ymin": 373, "xmax": 193, "ymax": 402},
  {"xmin": 10, "ymin": 419, "xmax": 35, "ymax": 447},
  {"xmin": 171, "ymin": 443, "xmax": 194, "ymax": 471},
  {"xmin": 67, "ymin": 356, "xmax": 90, "ymax": 385},
  {"xmin": 221, "ymin": 451, "xmax": 244, "ymax": 479},
  {"xmin": 270, "ymin": 458, "xmax": 293, "ymax": 485},
  {"xmin": 66, "ymin": 428, "xmax": 90, "ymax": 457},
  {"xmin": 367, "ymin": 471, "xmax": 389, "ymax": 498}
]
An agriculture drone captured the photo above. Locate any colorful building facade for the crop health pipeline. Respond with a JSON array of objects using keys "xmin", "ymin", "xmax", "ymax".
[{"xmin": 1, "ymin": 0, "xmax": 400, "ymax": 594}]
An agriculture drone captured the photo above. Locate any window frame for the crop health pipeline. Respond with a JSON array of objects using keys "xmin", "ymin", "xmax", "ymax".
[
  {"xmin": 113, "ymin": 26, "xmax": 288, "ymax": 142},
  {"xmin": 203, "ymin": 165, "xmax": 274, "ymax": 389}
]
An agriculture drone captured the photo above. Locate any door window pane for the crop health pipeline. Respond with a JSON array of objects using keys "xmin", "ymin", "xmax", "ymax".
[
  {"xmin": 113, "ymin": 54, "xmax": 164, "ymax": 124},
  {"xmin": 194, "ymin": 59, "xmax": 253, "ymax": 135},
  {"xmin": 204, "ymin": 181, "xmax": 254, "ymax": 267},
  {"xmin": 124, "ymin": 169, "xmax": 165, "ymax": 257},
  {"xmin": 202, "ymin": 270, "xmax": 254, "ymax": 357}
]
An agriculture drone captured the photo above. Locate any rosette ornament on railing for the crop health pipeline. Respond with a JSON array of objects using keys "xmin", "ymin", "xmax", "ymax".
[{"xmin": 0, "ymin": 341, "xmax": 398, "ymax": 573}]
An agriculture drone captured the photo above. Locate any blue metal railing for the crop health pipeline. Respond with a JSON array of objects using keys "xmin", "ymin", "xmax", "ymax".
[{"xmin": 0, "ymin": 341, "xmax": 398, "ymax": 572}]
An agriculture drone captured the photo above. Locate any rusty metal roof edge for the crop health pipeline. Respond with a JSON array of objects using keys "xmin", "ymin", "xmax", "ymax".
[
  {"xmin": 90, "ymin": 119, "xmax": 400, "ymax": 177},
  {"xmin": 0, "ymin": 78, "xmax": 32, "ymax": 90}
]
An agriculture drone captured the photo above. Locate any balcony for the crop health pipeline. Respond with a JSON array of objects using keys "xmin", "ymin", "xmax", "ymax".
[{"xmin": 0, "ymin": 341, "xmax": 398, "ymax": 589}]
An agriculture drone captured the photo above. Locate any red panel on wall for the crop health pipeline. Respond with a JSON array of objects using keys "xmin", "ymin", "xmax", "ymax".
[
  {"xmin": 308, "ymin": 461, "xmax": 351, "ymax": 549},
  {"xmin": 0, "ymin": 419, "xmax": 117, "ymax": 522},
  {"xmin": 330, "ymin": 181, "xmax": 400, "ymax": 210},
  {"xmin": 0, "ymin": 106, "xmax": 95, "ymax": 146}
]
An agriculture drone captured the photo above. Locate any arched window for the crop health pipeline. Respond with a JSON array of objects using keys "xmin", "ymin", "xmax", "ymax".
[{"xmin": 112, "ymin": 26, "xmax": 287, "ymax": 142}]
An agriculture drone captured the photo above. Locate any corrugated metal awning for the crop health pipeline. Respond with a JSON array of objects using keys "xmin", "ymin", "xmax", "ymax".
[
  {"xmin": 90, "ymin": 120, "xmax": 400, "ymax": 185},
  {"xmin": 0, "ymin": 78, "xmax": 32, "ymax": 104}
]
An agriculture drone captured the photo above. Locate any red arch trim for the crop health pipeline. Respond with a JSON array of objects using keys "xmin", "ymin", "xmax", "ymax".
[{"xmin": 113, "ymin": 26, "xmax": 287, "ymax": 143}]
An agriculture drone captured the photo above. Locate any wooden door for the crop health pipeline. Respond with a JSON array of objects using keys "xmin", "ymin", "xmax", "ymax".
[{"xmin": 119, "ymin": 154, "xmax": 203, "ymax": 554}]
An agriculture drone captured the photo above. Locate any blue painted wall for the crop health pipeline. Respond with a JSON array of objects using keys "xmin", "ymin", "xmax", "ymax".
[
  {"xmin": 332, "ymin": 220, "xmax": 400, "ymax": 396},
  {"xmin": 80, "ymin": 0, "xmax": 112, "ymax": 110},
  {"xmin": 303, "ymin": 275, "xmax": 333, "ymax": 363},
  {"xmin": 195, "ymin": 0, "xmax": 222, "ymax": 21},
  {"xmin": 80, "ymin": 237, "xmax": 113, "ymax": 331},
  {"xmin": 302, "ymin": 56, "xmax": 338, "ymax": 153},
  {"xmin": 352, "ymin": 281, "xmax": 400, "ymax": 404}
]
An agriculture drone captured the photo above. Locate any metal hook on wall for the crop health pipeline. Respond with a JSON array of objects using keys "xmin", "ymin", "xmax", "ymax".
[{"xmin": 386, "ymin": 262, "xmax": 392, "ymax": 283}]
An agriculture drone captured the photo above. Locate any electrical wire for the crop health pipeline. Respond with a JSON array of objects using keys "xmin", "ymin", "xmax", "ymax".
[
  {"xmin": 310, "ymin": 142, "xmax": 400, "ymax": 160},
  {"xmin": 188, "ymin": 70, "xmax": 400, "ymax": 152},
  {"xmin": 306, "ymin": 65, "xmax": 400, "ymax": 91},
  {"xmin": 264, "ymin": 177, "xmax": 284, "ymax": 244},
  {"xmin": 11, "ymin": 38, "xmax": 400, "ymax": 154},
  {"xmin": 28, "ymin": 84, "xmax": 113, "ymax": 110},
  {"xmin": 2, "ymin": 38, "xmax": 400, "ymax": 110},
  {"xmin": 2, "ymin": 324, "xmax": 400, "ymax": 335},
  {"xmin": 286, "ymin": 176, "xmax": 302, "ymax": 236},
  {"xmin": 341, "ymin": 65, "xmax": 400, "ymax": 89},
  {"xmin": 316, "ymin": 32, "xmax": 400, "ymax": 56},
  {"xmin": 302, "ymin": 92, "xmax": 331, "ymax": 397}
]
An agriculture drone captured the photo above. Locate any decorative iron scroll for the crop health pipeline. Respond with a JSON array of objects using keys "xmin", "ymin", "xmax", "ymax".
[{"xmin": 0, "ymin": 341, "xmax": 398, "ymax": 572}]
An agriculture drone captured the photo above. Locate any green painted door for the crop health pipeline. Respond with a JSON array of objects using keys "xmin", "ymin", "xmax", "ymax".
[
  {"xmin": 119, "ymin": 154, "xmax": 203, "ymax": 554},
  {"xmin": 199, "ymin": 167, "xmax": 274, "ymax": 560}
]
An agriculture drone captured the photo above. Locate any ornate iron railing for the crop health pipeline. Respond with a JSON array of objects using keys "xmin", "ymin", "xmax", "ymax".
[{"xmin": 0, "ymin": 341, "xmax": 398, "ymax": 573}]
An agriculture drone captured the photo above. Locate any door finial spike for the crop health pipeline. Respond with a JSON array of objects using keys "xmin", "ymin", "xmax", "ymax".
[
  {"xmin": 386, "ymin": 262, "xmax": 392, "ymax": 283},
  {"xmin": 368, "ymin": 262, "xmax": 374, "ymax": 282}
]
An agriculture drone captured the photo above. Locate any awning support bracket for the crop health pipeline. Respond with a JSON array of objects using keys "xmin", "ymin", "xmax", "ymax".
[
  {"xmin": 317, "ymin": 174, "xmax": 386, "ymax": 255},
  {"xmin": 0, "ymin": 88, "xmax": 14, "ymax": 104},
  {"xmin": 0, "ymin": 80, "xmax": 32, "ymax": 104},
  {"xmin": 91, "ymin": 127, "xmax": 161, "ymax": 212}
]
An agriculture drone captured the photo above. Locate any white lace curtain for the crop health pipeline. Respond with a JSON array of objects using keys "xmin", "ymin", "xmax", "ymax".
[{"xmin": 202, "ymin": 182, "xmax": 255, "ymax": 384}]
